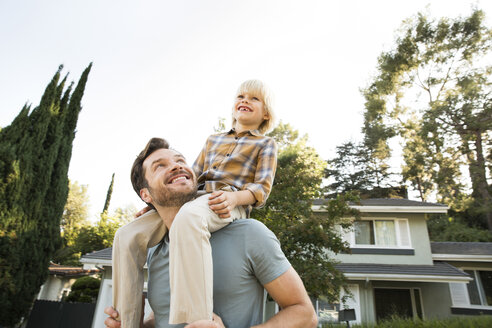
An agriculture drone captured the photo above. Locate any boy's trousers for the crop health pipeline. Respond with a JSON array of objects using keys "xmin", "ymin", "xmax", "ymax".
[
  {"xmin": 112, "ymin": 194, "xmax": 246, "ymax": 327},
  {"xmin": 112, "ymin": 209, "xmax": 167, "ymax": 328}
]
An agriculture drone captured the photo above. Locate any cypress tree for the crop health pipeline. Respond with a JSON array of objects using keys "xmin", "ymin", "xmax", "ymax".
[
  {"xmin": 102, "ymin": 173, "xmax": 115, "ymax": 214},
  {"xmin": 0, "ymin": 64, "xmax": 92, "ymax": 326}
]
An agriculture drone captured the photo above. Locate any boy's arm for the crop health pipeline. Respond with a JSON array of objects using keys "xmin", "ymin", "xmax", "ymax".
[
  {"xmin": 192, "ymin": 138, "xmax": 209, "ymax": 178},
  {"xmin": 209, "ymin": 138, "xmax": 277, "ymax": 218},
  {"xmin": 208, "ymin": 190, "xmax": 255, "ymax": 218},
  {"xmin": 243, "ymin": 137, "xmax": 277, "ymax": 207}
]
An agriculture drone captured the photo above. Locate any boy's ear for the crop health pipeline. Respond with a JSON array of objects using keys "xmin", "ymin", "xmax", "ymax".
[{"xmin": 140, "ymin": 188, "xmax": 152, "ymax": 204}]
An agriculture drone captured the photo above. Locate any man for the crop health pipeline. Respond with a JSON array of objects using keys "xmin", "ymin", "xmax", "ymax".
[{"xmin": 105, "ymin": 138, "xmax": 317, "ymax": 328}]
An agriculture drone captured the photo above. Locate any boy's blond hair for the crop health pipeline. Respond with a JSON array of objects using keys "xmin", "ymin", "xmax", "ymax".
[{"xmin": 232, "ymin": 79, "xmax": 276, "ymax": 134}]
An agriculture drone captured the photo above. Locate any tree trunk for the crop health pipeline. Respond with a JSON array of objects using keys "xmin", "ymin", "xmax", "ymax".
[{"xmin": 468, "ymin": 131, "xmax": 492, "ymax": 231}]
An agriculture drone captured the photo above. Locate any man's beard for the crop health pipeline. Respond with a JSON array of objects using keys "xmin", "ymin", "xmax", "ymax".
[{"xmin": 148, "ymin": 183, "xmax": 197, "ymax": 207}]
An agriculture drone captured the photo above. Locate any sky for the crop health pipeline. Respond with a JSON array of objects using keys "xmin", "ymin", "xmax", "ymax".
[{"xmin": 1, "ymin": 0, "xmax": 491, "ymax": 219}]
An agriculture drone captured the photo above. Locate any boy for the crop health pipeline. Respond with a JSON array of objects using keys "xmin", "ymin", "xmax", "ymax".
[{"xmin": 112, "ymin": 80, "xmax": 277, "ymax": 327}]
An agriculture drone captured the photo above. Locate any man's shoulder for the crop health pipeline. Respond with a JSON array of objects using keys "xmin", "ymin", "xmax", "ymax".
[
  {"xmin": 212, "ymin": 219, "xmax": 274, "ymax": 239},
  {"xmin": 227, "ymin": 218, "xmax": 270, "ymax": 232}
]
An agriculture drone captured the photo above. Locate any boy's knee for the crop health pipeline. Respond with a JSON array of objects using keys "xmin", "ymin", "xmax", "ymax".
[
  {"xmin": 173, "ymin": 201, "xmax": 208, "ymax": 231},
  {"xmin": 113, "ymin": 222, "xmax": 148, "ymax": 252}
]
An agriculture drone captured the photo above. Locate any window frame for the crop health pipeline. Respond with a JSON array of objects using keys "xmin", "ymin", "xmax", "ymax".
[
  {"xmin": 347, "ymin": 218, "xmax": 412, "ymax": 249},
  {"xmin": 460, "ymin": 268, "xmax": 492, "ymax": 307}
]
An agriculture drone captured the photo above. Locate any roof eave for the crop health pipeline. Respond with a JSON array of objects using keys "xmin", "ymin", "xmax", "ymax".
[
  {"xmin": 80, "ymin": 258, "xmax": 112, "ymax": 267},
  {"xmin": 433, "ymin": 254, "xmax": 492, "ymax": 262},
  {"xmin": 313, "ymin": 205, "xmax": 448, "ymax": 214},
  {"xmin": 343, "ymin": 273, "xmax": 471, "ymax": 283}
]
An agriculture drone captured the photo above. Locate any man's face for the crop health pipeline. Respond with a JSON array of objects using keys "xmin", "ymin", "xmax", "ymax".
[{"xmin": 141, "ymin": 148, "xmax": 197, "ymax": 207}]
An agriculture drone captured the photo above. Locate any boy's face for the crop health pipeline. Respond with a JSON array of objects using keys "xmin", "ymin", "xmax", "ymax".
[{"xmin": 233, "ymin": 92, "xmax": 268, "ymax": 130}]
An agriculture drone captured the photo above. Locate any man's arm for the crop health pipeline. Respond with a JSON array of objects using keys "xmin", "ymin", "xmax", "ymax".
[{"xmin": 252, "ymin": 267, "xmax": 318, "ymax": 328}]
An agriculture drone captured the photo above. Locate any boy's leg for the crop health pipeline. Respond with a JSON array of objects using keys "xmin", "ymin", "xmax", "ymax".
[
  {"xmin": 112, "ymin": 210, "xmax": 167, "ymax": 328},
  {"xmin": 168, "ymin": 194, "xmax": 245, "ymax": 324}
]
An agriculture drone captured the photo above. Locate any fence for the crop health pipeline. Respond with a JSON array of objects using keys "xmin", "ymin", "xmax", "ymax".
[{"xmin": 26, "ymin": 300, "xmax": 95, "ymax": 328}]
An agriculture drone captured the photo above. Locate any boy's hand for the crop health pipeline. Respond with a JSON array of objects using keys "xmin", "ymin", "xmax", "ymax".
[
  {"xmin": 185, "ymin": 313, "xmax": 225, "ymax": 328},
  {"xmin": 208, "ymin": 191, "xmax": 237, "ymax": 218},
  {"xmin": 135, "ymin": 206, "xmax": 152, "ymax": 218},
  {"xmin": 104, "ymin": 306, "xmax": 121, "ymax": 328}
]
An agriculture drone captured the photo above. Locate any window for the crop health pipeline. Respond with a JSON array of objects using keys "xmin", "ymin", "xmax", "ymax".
[
  {"xmin": 310, "ymin": 296, "xmax": 339, "ymax": 324},
  {"xmin": 311, "ymin": 285, "xmax": 361, "ymax": 325},
  {"xmin": 465, "ymin": 270, "xmax": 492, "ymax": 306},
  {"xmin": 352, "ymin": 219, "xmax": 410, "ymax": 248},
  {"xmin": 374, "ymin": 288, "xmax": 423, "ymax": 321}
]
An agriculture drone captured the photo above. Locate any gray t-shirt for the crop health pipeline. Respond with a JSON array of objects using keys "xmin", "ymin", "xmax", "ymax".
[{"xmin": 147, "ymin": 219, "xmax": 291, "ymax": 328}]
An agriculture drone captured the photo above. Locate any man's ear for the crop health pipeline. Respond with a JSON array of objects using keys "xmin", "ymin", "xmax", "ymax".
[{"xmin": 140, "ymin": 188, "xmax": 152, "ymax": 203}]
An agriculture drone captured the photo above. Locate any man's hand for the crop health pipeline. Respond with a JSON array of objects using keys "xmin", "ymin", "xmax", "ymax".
[
  {"xmin": 104, "ymin": 306, "xmax": 121, "ymax": 328},
  {"xmin": 208, "ymin": 191, "xmax": 237, "ymax": 218},
  {"xmin": 104, "ymin": 305, "xmax": 154, "ymax": 328},
  {"xmin": 185, "ymin": 313, "xmax": 225, "ymax": 328},
  {"xmin": 135, "ymin": 206, "xmax": 152, "ymax": 218}
]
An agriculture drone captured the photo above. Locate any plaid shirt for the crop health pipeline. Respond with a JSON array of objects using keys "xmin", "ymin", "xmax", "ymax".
[{"xmin": 193, "ymin": 129, "xmax": 277, "ymax": 208}]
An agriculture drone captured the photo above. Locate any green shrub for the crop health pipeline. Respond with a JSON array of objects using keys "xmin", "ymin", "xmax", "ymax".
[{"xmin": 65, "ymin": 276, "xmax": 101, "ymax": 303}]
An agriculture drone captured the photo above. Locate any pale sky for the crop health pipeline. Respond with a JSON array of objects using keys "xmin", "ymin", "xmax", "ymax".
[{"xmin": 1, "ymin": 0, "xmax": 490, "ymax": 219}]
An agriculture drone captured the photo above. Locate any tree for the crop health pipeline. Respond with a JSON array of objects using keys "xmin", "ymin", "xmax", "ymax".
[
  {"xmin": 362, "ymin": 9, "xmax": 492, "ymax": 230},
  {"xmin": 71, "ymin": 173, "xmax": 134, "ymax": 259},
  {"xmin": 252, "ymin": 122, "xmax": 358, "ymax": 301},
  {"xmin": 213, "ymin": 117, "xmax": 226, "ymax": 133},
  {"xmin": 0, "ymin": 64, "xmax": 92, "ymax": 326},
  {"xmin": 111, "ymin": 204, "xmax": 137, "ymax": 226},
  {"xmin": 53, "ymin": 180, "xmax": 91, "ymax": 265},
  {"xmin": 102, "ymin": 173, "xmax": 115, "ymax": 214},
  {"xmin": 75, "ymin": 212, "xmax": 122, "ymax": 256},
  {"xmin": 326, "ymin": 141, "xmax": 396, "ymax": 194},
  {"xmin": 62, "ymin": 181, "xmax": 90, "ymax": 246}
]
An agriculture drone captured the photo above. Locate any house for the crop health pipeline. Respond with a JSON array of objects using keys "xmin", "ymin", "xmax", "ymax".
[
  {"xmin": 313, "ymin": 198, "xmax": 472, "ymax": 324},
  {"xmin": 82, "ymin": 198, "xmax": 490, "ymax": 326},
  {"xmin": 36, "ymin": 263, "xmax": 101, "ymax": 302},
  {"xmin": 431, "ymin": 242, "xmax": 492, "ymax": 314},
  {"xmin": 80, "ymin": 248, "xmax": 154, "ymax": 328}
]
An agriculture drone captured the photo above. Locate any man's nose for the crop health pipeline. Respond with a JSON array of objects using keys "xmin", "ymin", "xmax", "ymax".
[{"xmin": 170, "ymin": 161, "xmax": 182, "ymax": 171}]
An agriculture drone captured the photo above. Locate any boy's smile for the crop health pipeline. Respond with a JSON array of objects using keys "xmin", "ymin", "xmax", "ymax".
[{"xmin": 237, "ymin": 104, "xmax": 253, "ymax": 112}]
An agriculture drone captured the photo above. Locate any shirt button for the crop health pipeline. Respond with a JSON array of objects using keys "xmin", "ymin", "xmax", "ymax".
[
  {"xmin": 235, "ymin": 137, "xmax": 239, "ymax": 140},
  {"xmin": 213, "ymin": 166, "xmax": 217, "ymax": 169},
  {"xmin": 226, "ymin": 154, "xmax": 230, "ymax": 157}
]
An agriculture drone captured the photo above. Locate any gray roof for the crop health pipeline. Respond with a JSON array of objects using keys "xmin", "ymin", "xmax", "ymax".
[
  {"xmin": 336, "ymin": 261, "xmax": 467, "ymax": 277},
  {"xmin": 82, "ymin": 247, "xmax": 112, "ymax": 260},
  {"xmin": 431, "ymin": 242, "xmax": 492, "ymax": 255},
  {"xmin": 82, "ymin": 248, "xmax": 466, "ymax": 278},
  {"xmin": 314, "ymin": 198, "xmax": 447, "ymax": 207}
]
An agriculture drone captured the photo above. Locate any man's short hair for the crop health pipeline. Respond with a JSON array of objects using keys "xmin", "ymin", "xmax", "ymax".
[{"xmin": 131, "ymin": 138, "xmax": 170, "ymax": 205}]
